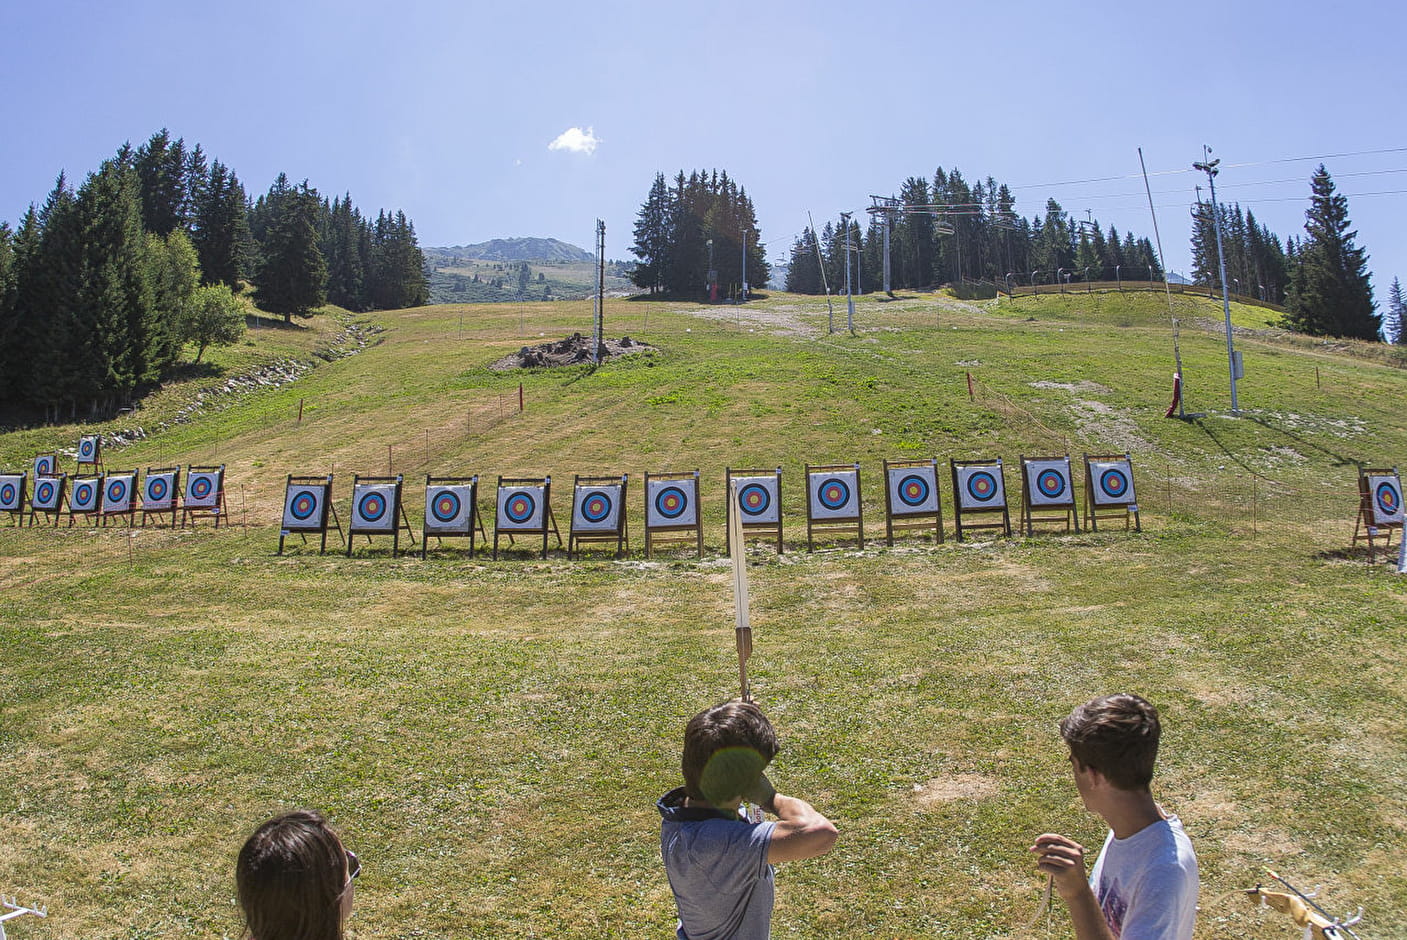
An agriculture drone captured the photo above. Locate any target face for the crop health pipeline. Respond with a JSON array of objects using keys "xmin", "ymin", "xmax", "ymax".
[
  {"xmin": 77, "ymin": 436, "xmax": 99, "ymax": 462},
  {"xmin": 887, "ymin": 466, "xmax": 939, "ymax": 515},
  {"xmin": 34, "ymin": 478, "xmax": 61, "ymax": 510},
  {"xmin": 34, "ymin": 455, "xmax": 55, "ymax": 477},
  {"xmin": 646, "ymin": 479, "xmax": 697, "ymax": 527},
  {"xmin": 809, "ymin": 470, "xmax": 860, "ymax": 521},
  {"xmin": 733, "ymin": 476, "xmax": 780, "ymax": 524},
  {"xmin": 282, "ymin": 484, "xmax": 328, "ymax": 530},
  {"xmin": 497, "ymin": 485, "xmax": 545, "ymax": 530},
  {"xmin": 0, "ymin": 475, "xmax": 22, "ymax": 511},
  {"xmin": 425, "ymin": 484, "xmax": 475, "ymax": 533},
  {"xmin": 103, "ymin": 475, "xmax": 135, "ymax": 513},
  {"xmin": 71, "ymin": 480, "xmax": 99, "ymax": 512},
  {"xmin": 143, "ymin": 473, "xmax": 175, "ymax": 509},
  {"xmin": 955, "ymin": 464, "xmax": 1005, "ymax": 510},
  {"xmin": 1025, "ymin": 459, "xmax": 1074, "ymax": 507},
  {"xmin": 572, "ymin": 485, "xmax": 622, "ymax": 532},
  {"xmin": 1368, "ymin": 473, "xmax": 1404, "ymax": 525},
  {"xmin": 351, "ymin": 484, "xmax": 397, "ymax": 533},
  {"xmin": 1089, "ymin": 460, "xmax": 1136, "ymax": 506},
  {"xmin": 185, "ymin": 472, "xmax": 220, "ymax": 509}
]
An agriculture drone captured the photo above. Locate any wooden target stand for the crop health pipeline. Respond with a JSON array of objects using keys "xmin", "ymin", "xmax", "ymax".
[
  {"xmin": 883, "ymin": 458, "xmax": 944, "ymax": 546},
  {"xmin": 1353, "ymin": 466, "xmax": 1403, "ymax": 562},
  {"xmin": 278, "ymin": 474, "xmax": 342, "ymax": 554},
  {"xmin": 0, "ymin": 472, "xmax": 27, "ymax": 526},
  {"xmin": 950, "ymin": 458, "xmax": 1012, "ymax": 541},
  {"xmin": 422, "ymin": 475, "xmax": 487, "ymax": 557},
  {"xmin": 1019, "ymin": 455, "xmax": 1080, "ymax": 536},
  {"xmin": 725, "ymin": 467, "xmax": 784, "ymax": 555},
  {"xmin": 569, "ymin": 473, "xmax": 630, "ymax": 559},
  {"xmin": 493, "ymin": 476, "xmax": 562, "ymax": 559},
  {"xmin": 805, "ymin": 463, "xmax": 864, "ymax": 551},
  {"xmin": 27, "ymin": 474, "xmax": 66, "ymax": 526},
  {"xmin": 66, "ymin": 475, "xmax": 104, "ymax": 527},
  {"xmin": 644, "ymin": 470, "xmax": 703, "ymax": 558},
  {"xmin": 1083, "ymin": 453, "xmax": 1141, "ymax": 532},
  {"xmin": 181, "ymin": 465, "xmax": 227, "ymax": 528},
  {"xmin": 347, "ymin": 474, "xmax": 415, "ymax": 557},
  {"xmin": 139, "ymin": 466, "xmax": 181, "ymax": 528},
  {"xmin": 75, "ymin": 434, "xmax": 105, "ymax": 476},
  {"xmin": 98, "ymin": 470, "xmax": 139, "ymax": 527}
]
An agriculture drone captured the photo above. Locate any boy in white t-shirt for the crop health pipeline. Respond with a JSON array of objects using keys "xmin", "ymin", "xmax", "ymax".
[{"xmin": 1031, "ymin": 693, "xmax": 1198, "ymax": 940}]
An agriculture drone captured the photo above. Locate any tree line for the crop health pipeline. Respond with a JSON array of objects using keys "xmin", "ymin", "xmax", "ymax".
[
  {"xmin": 0, "ymin": 130, "xmax": 428, "ymax": 421},
  {"xmin": 785, "ymin": 168, "xmax": 1162, "ymax": 296},
  {"xmin": 630, "ymin": 170, "xmax": 766, "ymax": 299}
]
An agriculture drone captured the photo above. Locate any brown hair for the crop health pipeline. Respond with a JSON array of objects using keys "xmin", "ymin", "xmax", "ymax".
[
  {"xmin": 1059, "ymin": 693, "xmax": 1161, "ymax": 791},
  {"xmin": 682, "ymin": 700, "xmax": 779, "ymax": 803},
  {"xmin": 236, "ymin": 810, "xmax": 349, "ymax": 940}
]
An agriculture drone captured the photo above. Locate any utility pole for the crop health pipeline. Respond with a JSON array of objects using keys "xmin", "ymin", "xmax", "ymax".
[
  {"xmin": 741, "ymin": 232, "xmax": 748, "ymax": 301},
  {"xmin": 840, "ymin": 211, "xmax": 856, "ymax": 334},
  {"xmin": 1193, "ymin": 147, "xmax": 1240, "ymax": 414},
  {"xmin": 593, "ymin": 219, "xmax": 605, "ymax": 364}
]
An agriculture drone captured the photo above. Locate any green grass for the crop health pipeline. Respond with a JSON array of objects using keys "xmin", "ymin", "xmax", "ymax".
[{"xmin": 1, "ymin": 291, "xmax": 1405, "ymax": 939}]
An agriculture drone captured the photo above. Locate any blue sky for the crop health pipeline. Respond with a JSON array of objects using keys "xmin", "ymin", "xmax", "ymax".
[{"xmin": 3, "ymin": 0, "xmax": 1405, "ymax": 296}]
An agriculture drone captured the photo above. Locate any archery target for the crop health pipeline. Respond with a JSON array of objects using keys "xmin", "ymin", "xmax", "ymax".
[
  {"xmin": 77, "ymin": 435, "xmax": 99, "ymax": 463},
  {"xmin": 809, "ymin": 470, "xmax": 860, "ymax": 521},
  {"xmin": 102, "ymin": 474, "xmax": 135, "ymax": 513},
  {"xmin": 185, "ymin": 471, "xmax": 221, "ymax": 509},
  {"xmin": 733, "ymin": 476, "xmax": 780, "ymax": 524},
  {"xmin": 887, "ymin": 466, "xmax": 939, "ymax": 515},
  {"xmin": 143, "ymin": 472, "xmax": 176, "ymax": 510},
  {"xmin": 1089, "ymin": 460, "xmax": 1136, "ymax": 507},
  {"xmin": 34, "ymin": 455, "xmax": 55, "ymax": 478},
  {"xmin": 572, "ymin": 485, "xmax": 622, "ymax": 532},
  {"xmin": 71, "ymin": 479, "xmax": 100, "ymax": 512},
  {"xmin": 1368, "ymin": 473, "xmax": 1404, "ymax": 526},
  {"xmin": 1025, "ymin": 459, "xmax": 1075, "ymax": 507},
  {"xmin": 955, "ymin": 464, "xmax": 1005, "ymax": 510},
  {"xmin": 646, "ymin": 478, "xmax": 697, "ymax": 527},
  {"xmin": 282, "ymin": 483, "xmax": 328, "ymax": 530},
  {"xmin": 497, "ymin": 485, "xmax": 545, "ymax": 530},
  {"xmin": 351, "ymin": 483, "xmax": 398, "ymax": 533},
  {"xmin": 33, "ymin": 477, "xmax": 61, "ymax": 511},
  {"xmin": 425, "ymin": 484, "xmax": 474, "ymax": 533},
  {"xmin": 0, "ymin": 474, "xmax": 23, "ymax": 511}
]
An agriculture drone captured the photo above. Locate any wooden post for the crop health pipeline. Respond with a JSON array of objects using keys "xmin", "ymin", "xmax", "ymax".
[
  {"xmin": 387, "ymin": 444, "xmax": 393, "ymax": 474},
  {"xmin": 519, "ymin": 383, "xmax": 524, "ymax": 413},
  {"xmin": 298, "ymin": 398, "xmax": 305, "ymax": 423},
  {"xmin": 967, "ymin": 372, "xmax": 974, "ymax": 402}
]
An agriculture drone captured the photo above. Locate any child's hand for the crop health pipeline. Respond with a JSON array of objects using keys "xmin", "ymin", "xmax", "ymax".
[
  {"xmin": 744, "ymin": 772, "xmax": 777, "ymax": 812},
  {"xmin": 1030, "ymin": 833, "xmax": 1089, "ymax": 899}
]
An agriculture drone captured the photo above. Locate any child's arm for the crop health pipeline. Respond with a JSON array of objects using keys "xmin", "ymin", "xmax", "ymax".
[
  {"xmin": 1031, "ymin": 833, "xmax": 1116, "ymax": 940},
  {"xmin": 748, "ymin": 774, "xmax": 838, "ymax": 863}
]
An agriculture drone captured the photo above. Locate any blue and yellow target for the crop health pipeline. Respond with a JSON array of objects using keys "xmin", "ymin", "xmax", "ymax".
[
  {"xmin": 34, "ymin": 455, "xmax": 55, "ymax": 477},
  {"xmin": 103, "ymin": 475, "xmax": 134, "ymax": 512},
  {"xmin": 1089, "ymin": 460, "xmax": 1136, "ymax": 506},
  {"xmin": 1025, "ymin": 459, "xmax": 1074, "ymax": 507},
  {"xmin": 737, "ymin": 482, "xmax": 775, "ymax": 520},
  {"xmin": 351, "ymin": 485, "xmax": 397, "ymax": 532},
  {"xmin": 573, "ymin": 486, "xmax": 622, "ymax": 532},
  {"xmin": 34, "ymin": 478, "xmax": 60, "ymax": 510},
  {"xmin": 144, "ymin": 473, "xmax": 175, "ymax": 509},
  {"xmin": 0, "ymin": 476, "xmax": 21, "ymax": 511},
  {"xmin": 888, "ymin": 466, "xmax": 938, "ymax": 515},
  {"xmin": 966, "ymin": 471, "xmax": 998, "ymax": 502},
  {"xmin": 282, "ymin": 485, "xmax": 326, "ymax": 529},
  {"xmin": 1369, "ymin": 474, "xmax": 1404, "ymax": 525},
  {"xmin": 955, "ymin": 464, "xmax": 1005, "ymax": 511},
  {"xmin": 186, "ymin": 472, "xmax": 220, "ymax": 508},
  {"xmin": 647, "ymin": 479, "xmax": 697, "ymax": 527},
  {"xmin": 77, "ymin": 436, "xmax": 98, "ymax": 462},
  {"xmin": 72, "ymin": 480, "xmax": 98, "ymax": 512},
  {"xmin": 809, "ymin": 470, "xmax": 859, "ymax": 520},
  {"xmin": 498, "ymin": 486, "xmax": 545, "ymax": 530}
]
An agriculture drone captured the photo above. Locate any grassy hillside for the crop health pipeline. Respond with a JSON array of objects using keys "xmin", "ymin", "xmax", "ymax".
[
  {"xmin": 427, "ymin": 255, "xmax": 634, "ymax": 305},
  {"xmin": 1, "ymin": 288, "xmax": 1404, "ymax": 939}
]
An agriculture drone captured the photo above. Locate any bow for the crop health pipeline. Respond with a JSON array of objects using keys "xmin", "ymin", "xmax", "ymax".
[
  {"xmin": 727, "ymin": 480, "xmax": 752, "ymax": 702},
  {"xmin": 1246, "ymin": 869, "xmax": 1363, "ymax": 939}
]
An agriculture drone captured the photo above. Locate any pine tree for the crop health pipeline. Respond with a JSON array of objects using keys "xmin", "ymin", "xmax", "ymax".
[
  {"xmin": 191, "ymin": 160, "xmax": 251, "ymax": 288},
  {"xmin": 256, "ymin": 179, "xmax": 326, "ymax": 323},
  {"xmin": 785, "ymin": 229, "xmax": 823, "ymax": 294},
  {"xmin": 1384, "ymin": 277, "xmax": 1405, "ymax": 344},
  {"xmin": 630, "ymin": 172, "xmax": 673, "ymax": 293},
  {"xmin": 134, "ymin": 129, "xmax": 190, "ymax": 237},
  {"xmin": 1283, "ymin": 165, "xmax": 1378, "ymax": 339}
]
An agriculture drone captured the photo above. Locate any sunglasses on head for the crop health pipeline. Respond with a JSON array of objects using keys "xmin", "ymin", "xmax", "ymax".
[{"xmin": 345, "ymin": 849, "xmax": 361, "ymax": 883}]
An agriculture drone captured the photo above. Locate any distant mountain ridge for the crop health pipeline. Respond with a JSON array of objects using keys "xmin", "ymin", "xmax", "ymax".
[{"xmin": 428, "ymin": 237, "xmax": 593, "ymax": 263}]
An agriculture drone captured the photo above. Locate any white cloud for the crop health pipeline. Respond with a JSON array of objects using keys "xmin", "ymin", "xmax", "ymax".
[{"xmin": 548, "ymin": 126, "xmax": 600, "ymax": 155}]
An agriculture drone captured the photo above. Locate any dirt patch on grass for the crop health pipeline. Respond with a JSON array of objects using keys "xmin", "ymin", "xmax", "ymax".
[
  {"xmin": 488, "ymin": 334, "xmax": 655, "ymax": 370},
  {"xmin": 911, "ymin": 772, "xmax": 1000, "ymax": 808}
]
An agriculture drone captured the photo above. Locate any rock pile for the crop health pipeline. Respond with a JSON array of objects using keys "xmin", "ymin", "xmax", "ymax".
[{"xmin": 490, "ymin": 333, "xmax": 653, "ymax": 371}]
